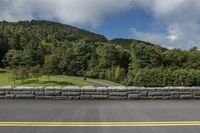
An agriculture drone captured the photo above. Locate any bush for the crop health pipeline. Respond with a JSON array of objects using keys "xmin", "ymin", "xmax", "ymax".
[
  {"xmin": 86, "ymin": 69, "xmax": 99, "ymax": 79},
  {"xmin": 127, "ymin": 68, "xmax": 200, "ymax": 87}
]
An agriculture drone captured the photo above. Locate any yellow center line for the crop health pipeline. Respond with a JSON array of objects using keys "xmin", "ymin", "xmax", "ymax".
[{"xmin": 0, "ymin": 121, "xmax": 200, "ymax": 127}]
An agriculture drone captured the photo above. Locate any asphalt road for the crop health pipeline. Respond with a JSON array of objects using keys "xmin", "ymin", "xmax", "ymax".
[
  {"xmin": 71, "ymin": 76, "xmax": 121, "ymax": 86},
  {"xmin": 0, "ymin": 100, "xmax": 200, "ymax": 133}
]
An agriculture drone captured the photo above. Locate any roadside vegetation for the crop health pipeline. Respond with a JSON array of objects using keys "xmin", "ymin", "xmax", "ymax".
[
  {"xmin": 1, "ymin": 20, "xmax": 200, "ymax": 87},
  {"xmin": 0, "ymin": 70, "xmax": 94, "ymax": 87}
]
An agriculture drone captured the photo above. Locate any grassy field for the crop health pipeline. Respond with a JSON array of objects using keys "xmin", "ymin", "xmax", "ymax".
[{"xmin": 0, "ymin": 70, "xmax": 94, "ymax": 87}]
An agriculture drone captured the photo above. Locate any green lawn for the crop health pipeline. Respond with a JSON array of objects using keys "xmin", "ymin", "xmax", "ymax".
[{"xmin": 0, "ymin": 70, "xmax": 94, "ymax": 87}]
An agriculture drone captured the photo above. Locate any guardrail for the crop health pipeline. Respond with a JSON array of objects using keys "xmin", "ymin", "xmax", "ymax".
[{"xmin": 0, "ymin": 86, "xmax": 200, "ymax": 100}]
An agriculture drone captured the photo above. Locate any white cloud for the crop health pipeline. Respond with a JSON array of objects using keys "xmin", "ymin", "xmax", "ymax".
[
  {"xmin": 130, "ymin": 28, "xmax": 173, "ymax": 48},
  {"xmin": 131, "ymin": 21, "xmax": 200, "ymax": 49},
  {"xmin": 0, "ymin": 0, "xmax": 134, "ymax": 27},
  {"xmin": 130, "ymin": 0, "xmax": 200, "ymax": 49}
]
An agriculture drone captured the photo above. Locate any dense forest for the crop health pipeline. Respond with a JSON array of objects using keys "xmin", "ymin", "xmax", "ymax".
[{"xmin": 1, "ymin": 20, "xmax": 200, "ymax": 86}]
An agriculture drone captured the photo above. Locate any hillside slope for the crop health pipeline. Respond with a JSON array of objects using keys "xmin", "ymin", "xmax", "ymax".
[{"xmin": 1, "ymin": 20, "xmax": 200, "ymax": 87}]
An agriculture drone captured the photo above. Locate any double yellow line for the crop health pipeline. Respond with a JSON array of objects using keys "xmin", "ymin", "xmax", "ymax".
[{"xmin": 0, "ymin": 121, "xmax": 200, "ymax": 127}]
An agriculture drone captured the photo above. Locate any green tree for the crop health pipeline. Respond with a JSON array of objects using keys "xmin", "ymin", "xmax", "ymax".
[
  {"xmin": 0, "ymin": 34, "xmax": 8, "ymax": 68},
  {"xmin": 3, "ymin": 49, "xmax": 24, "ymax": 68},
  {"xmin": 13, "ymin": 67, "xmax": 30, "ymax": 84},
  {"xmin": 43, "ymin": 54, "xmax": 60, "ymax": 82},
  {"xmin": 114, "ymin": 66, "xmax": 126, "ymax": 82},
  {"xmin": 30, "ymin": 64, "xmax": 42, "ymax": 82}
]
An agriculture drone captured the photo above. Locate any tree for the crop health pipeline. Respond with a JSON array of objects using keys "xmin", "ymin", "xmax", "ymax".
[
  {"xmin": 43, "ymin": 54, "xmax": 60, "ymax": 82},
  {"xmin": 30, "ymin": 65, "xmax": 42, "ymax": 82},
  {"xmin": 12, "ymin": 67, "xmax": 30, "ymax": 84},
  {"xmin": 10, "ymin": 69, "xmax": 17, "ymax": 85},
  {"xmin": 3, "ymin": 49, "xmax": 24, "ymax": 68},
  {"xmin": 162, "ymin": 49, "xmax": 187, "ymax": 68},
  {"xmin": 190, "ymin": 46, "xmax": 198, "ymax": 52},
  {"xmin": 114, "ymin": 66, "xmax": 126, "ymax": 82},
  {"xmin": 73, "ymin": 41, "xmax": 94, "ymax": 76},
  {"xmin": 129, "ymin": 45, "xmax": 162, "ymax": 69},
  {"xmin": 0, "ymin": 34, "xmax": 8, "ymax": 68},
  {"xmin": 59, "ymin": 47, "xmax": 75, "ymax": 75},
  {"xmin": 23, "ymin": 39, "xmax": 44, "ymax": 66},
  {"xmin": 96, "ymin": 44, "xmax": 130, "ymax": 69}
]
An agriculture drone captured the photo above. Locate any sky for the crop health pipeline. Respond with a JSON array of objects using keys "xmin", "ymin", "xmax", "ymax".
[{"xmin": 1, "ymin": 0, "xmax": 200, "ymax": 49}]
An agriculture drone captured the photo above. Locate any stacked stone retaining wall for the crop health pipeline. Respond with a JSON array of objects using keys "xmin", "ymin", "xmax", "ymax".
[{"xmin": 0, "ymin": 86, "xmax": 200, "ymax": 100}]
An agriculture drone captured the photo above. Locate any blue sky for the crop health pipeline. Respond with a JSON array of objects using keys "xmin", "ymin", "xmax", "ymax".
[
  {"xmin": 1, "ymin": 0, "xmax": 200, "ymax": 49},
  {"xmin": 81, "ymin": 8, "xmax": 155, "ymax": 40}
]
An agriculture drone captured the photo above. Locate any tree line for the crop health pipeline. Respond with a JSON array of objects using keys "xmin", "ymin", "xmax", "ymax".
[{"xmin": 0, "ymin": 20, "xmax": 200, "ymax": 86}]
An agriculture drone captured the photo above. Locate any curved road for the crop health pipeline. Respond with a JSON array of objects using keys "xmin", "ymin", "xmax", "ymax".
[{"xmin": 71, "ymin": 76, "xmax": 121, "ymax": 86}]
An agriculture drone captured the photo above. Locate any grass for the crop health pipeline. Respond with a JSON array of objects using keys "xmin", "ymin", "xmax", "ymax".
[{"xmin": 0, "ymin": 71, "xmax": 94, "ymax": 87}]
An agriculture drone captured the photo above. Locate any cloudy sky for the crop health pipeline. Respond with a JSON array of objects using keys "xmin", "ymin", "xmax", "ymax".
[{"xmin": 1, "ymin": 0, "xmax": 200, "ymax": 49}]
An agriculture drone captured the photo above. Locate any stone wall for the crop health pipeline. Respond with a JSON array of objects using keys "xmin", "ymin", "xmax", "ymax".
[{"xmin": 0, "ymin": 86, "xmax": 200, "ymax": 100}]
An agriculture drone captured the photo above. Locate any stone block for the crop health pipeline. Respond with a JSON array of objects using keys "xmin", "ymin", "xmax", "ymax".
[
  {"xmin": 31, "ymin": 87, "xmax": 44, "ymax": 91},
  {"xmin": 109, "ymin": 92, "xmax": 128, "ymax": 96},
  {"xmin": 81, "ymin": 86, "xmax": 96, "ymax": 92},
  {"xmin": 5, "ymin": 94, "xmax": 15, "ymax": 99},
  {"xmin": 55, "ymin": 96, "xmax": 68, "ymax": 100},
  {"xmin": 148, "ymin": 87, "xmax": 162, "ymax": 92},
  {"xmin": 0, "ymin": 96, "xmax": 5, "ymax": 99},
  {"xmin": 45, "ymin": 86, "xmax": 62, "ymax": 91},
  {"xmin": 108, "ymin": 86, "xmax": 127, "ymax": 92},
  {"xmin": 62, "ymin": 92, "xmax": 80, "ymax": 96},
  {"xmin": 109, "ymin": 96, "xmax": 127, "ymax": 100},
  {"xmin": 193, "ymin": 96, "xmax": 200, "ymax": 99},
  {"xmin": 127, "ymin": 86, "xmax": 146, "ymax": 91},
  {"xmin": 128, "ymin": 94, "xmax": 140, "ymax": 99},
  {"xmin": 62, "ymin": 86, "xmax": 81, "ymax": 92},
  {"xmin": 162, "ymin": 92, "xmax": 171, "ymax": 96},
  {"xmin": 148, "ymin": 92, "xmax": 162, "ymax": 96},
  {"xmin": 13, "ymin": 87, "xmax": 34, "ymax": 91},
  {"xmin": 0, "ymin": 86, "xmax": 12, "ymax": 91},
  {"xmin": 150, "ymin": 96, "xmax": 163, "ymax": 100},
  {"xmin": 0, "ymin": 91, "xmax": 5, "ymax": 95},
  {"xmin": 34, "ymin": 91, "xmax": 44, "ymax": 96},
  {"xmin": 171, "ymin": 92, "xmax": 180, "ymax": 95},
  {"xmin": 128, "ymin": 91, "xmax": 141, "ymax": 94},
  {"xmin": 82, "ymin": 92, "xmax": 105, "ymax": 95},
  {"xmin": 139, "ymin": 96, "xmax": 149, "ymax": 100},
  {"xmin": 96, "ymin": 87, "xmax": 108, "ymax": 92},
  {"xmin": 193, "ymin": 92, "xmax": 200, "ymax": 96},
  {"xmin": 15, "ymin": 94, "xmax": 35, "ymax": 99},
  {"xmin": 163, "ymin": 96, "xmax": 171, "ymax": 100},
  {"xmin": 92, "ymin": 95, "xmax": 108, "ymax": 99},
  {"xmin": 171, "ymin": 95, "xmax": 180, "ymax": 100},
  {"xmin": 80, "ymin": 95, "xmax": 91, "ymax": 99},
  {"xmin": 191, "ymin": 87, "xmax": 200, "ymax": 92},
  {"xmin": 68, "ymin": 96, "xmax": 80, "ymax": 100},
  {"xmin": 163, "ymin": 87, "xmax": 177, "ymax": 91},
  {"xmin": 180, "ymin": 95, "xmax": 193, "ymax": 99},
  {"xmin": 44, "ymin": 91, "xmax": 61, "ymax": 96},
  {"xmin": 11, "ymin": 91, "xmax": 33, "ymax": 94},
  {"xmin": 171, "ymin": 92, "xmax": 191, "ymax": 95},
  {"xmin": 140, "ymin": 91, "xmax": 148, "ymax": 96},
  {"xmin": 35, "ymin": 96, "xmax": 57, "ymax": 100}
]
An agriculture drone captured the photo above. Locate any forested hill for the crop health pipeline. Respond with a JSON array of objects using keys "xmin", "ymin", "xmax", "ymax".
[
  {"xmin": 110, "ymin": 38, "xmax": 153, "ymax": 46},
  {"xmin": 1, "ymin": 20, "xmax": 200, "ymax": 87},
  {"xmin": 0, "ymin": 20, "xmax": 108, "ymax": 44}
]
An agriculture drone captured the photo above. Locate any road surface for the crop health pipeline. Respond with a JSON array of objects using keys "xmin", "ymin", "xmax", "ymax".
[
  {"xmin": 0, "ymin": 100, "xmax": 200, "ymax": 133},
  {"xmin": 71, "ymin": 76, "xmax": 121, "ymax": 86}
]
